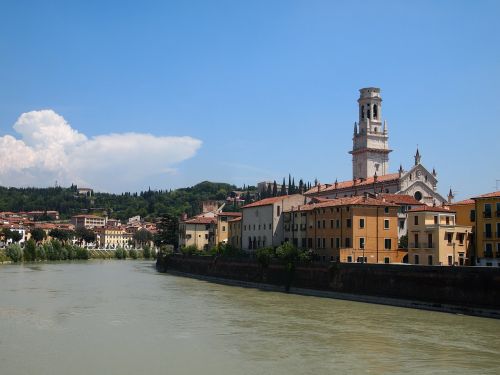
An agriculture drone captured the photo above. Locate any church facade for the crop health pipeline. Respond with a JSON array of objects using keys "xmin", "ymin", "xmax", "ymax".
[{"xmin": 306, "ymin": 87, "xmax": 447, "ymax": 206}]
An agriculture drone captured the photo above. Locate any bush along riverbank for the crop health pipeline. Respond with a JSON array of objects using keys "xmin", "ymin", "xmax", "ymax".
[
  {"xmin": 0, "ymin": 240, "xmax": 156, "ymax": 263},
  {"xmin": 157, "ymin": 244, "xmax": 500, "ymax": 318}
]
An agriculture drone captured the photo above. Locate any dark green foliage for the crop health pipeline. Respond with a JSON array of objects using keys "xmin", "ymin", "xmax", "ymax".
[
  {"xmin": 154, "ymin": 214, "xmax": 179, "ymax": 248},
  {"xmin": 30, "ymin": 228, "xmax": 46, "ymax": 243},
  {"xmin": 49, "ymin": 228, "xmax": 74, "ymax": 242},
  {"xmin": 210, "ymin": 243, "xmax": 241, "ymax": 258},
  {"xmin": 143, "ymin": 244, "xmax": 151, "ymax": 259},
  {"xmin": 9, "ymin": 231, "xmax": 23, "ymax": 243},
  {"xmin": 75, "ymin": 227, "xmax": 96, "ymax": 245},
  {"xmin": 256, "ymin": 247, "xmax": 274, "ymax": 268},
  {"xmin": 0, "ymin": 182, "xmax": 250, "ymax": 222},
  {"xmin": 24, "ymin": 239, "xmax": 37, "ymax": 261},
  {"xmin": 399, "ymin": 235, "xmax": 408, "ymax": 249},
  {"xmin": 115, "ymin": 247, "xmax": 127, "ymax": 259},
  {"xmin": 133, "ymin": 228, "xmax": 153, "ymax": 246},
  {"xmin": 6, "ymin": 244, "xmax": 23, "ymax": 262},
  {"xmin": 180, "ymin": 245, "xmax": 197, "ymax": 255},
  {"xmin": 129, "ymin": 249, "xmax": 138, "ymax": 259}
]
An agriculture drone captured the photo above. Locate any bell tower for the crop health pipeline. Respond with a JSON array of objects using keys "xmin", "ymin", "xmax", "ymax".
[{"xmin": 349, "ymin": 87, "xmax": 391, "ymax": 179}]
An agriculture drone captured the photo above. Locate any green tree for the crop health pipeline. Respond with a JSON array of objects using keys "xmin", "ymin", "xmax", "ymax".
[
  {"xmin": 49, "ymin": 228, "xmax": 73, "ymax": 243},
  {"xmin": 6, "ymin": 244, "xmax": 23, "ymax": 262},
  {"xmin": 133, "ymin": 228, "xmax": 153, "ymax": 247},
  {"xmin": 143, "ymin": 244, "xmax": 151, "ymax": 259},
  {"xmin": 129, "ymin": 249, "xmax": 138, "ymax": 259},
  {"xmin": 154, "ymin": 214, "xmax": 179, "ymax": 249},
  {"xmin": 10, "ymin": 231, "xmax": 23, "ymax": 243},
  {"xmin": 30, "ymin": 228, "xmax": 47, "ymax": 243},
  {"xmin": 75, "ymin": 227, "xmax": 96, "ymax": 246},
  {"xmin": 24, "ymin": 239, "xmax": 37, "ymax": 261},
  {"xmin": 398, "ymin": 234, "xmax": 408, "ymax": 249}
]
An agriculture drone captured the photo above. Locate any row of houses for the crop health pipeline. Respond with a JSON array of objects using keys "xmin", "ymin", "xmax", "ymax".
[{"xmin": 180, "ymin": 190, "xmax": 500, "ymax": 267}]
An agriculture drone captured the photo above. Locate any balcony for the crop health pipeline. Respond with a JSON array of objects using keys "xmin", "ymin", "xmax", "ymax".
[{"xmin": 483, "ymin": 211, "xmax": 492, "ymax": 219}]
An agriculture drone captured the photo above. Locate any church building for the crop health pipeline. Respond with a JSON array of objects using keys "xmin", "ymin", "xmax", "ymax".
[{"xmin": 306, "ymin": 87, "xmax": 447, "ymax": 206}]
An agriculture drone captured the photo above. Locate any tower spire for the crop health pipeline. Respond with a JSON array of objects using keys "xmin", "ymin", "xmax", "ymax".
[
  {"xmin": 414, "ymin": 147, "xmax": 421, "ymax": 165},
  {"xmin": 353, "ymin": 121, "xmax": 358, "ymax": 135}
]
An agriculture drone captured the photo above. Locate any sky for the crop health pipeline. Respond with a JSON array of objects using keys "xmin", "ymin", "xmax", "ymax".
[{"xmin": 0, "ymin": 0, "xmax": 499, "ymax": 199}]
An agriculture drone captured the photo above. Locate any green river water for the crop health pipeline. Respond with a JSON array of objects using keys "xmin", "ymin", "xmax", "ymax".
[{"xmin": 0, "ymin": 261, "xmax": 499, "ymax": 374}]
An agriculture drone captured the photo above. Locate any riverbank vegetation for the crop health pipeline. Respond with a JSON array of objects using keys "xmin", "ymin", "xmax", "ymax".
[{"xmin": 1, "ymin": 239, "xmax": 156, "ymax": 263}]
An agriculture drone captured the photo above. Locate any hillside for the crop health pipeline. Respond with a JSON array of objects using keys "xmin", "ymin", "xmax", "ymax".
[{"xmin": 0, "ymin": 181, "xmax": 254, "ymax": 221}]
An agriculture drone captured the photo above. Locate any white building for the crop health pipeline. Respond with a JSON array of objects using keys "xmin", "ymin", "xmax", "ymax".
[
  {"xmin": 241, "ymin": 194, "xmax": 306, "ymax": 251},
  {"xmin": 306, "ymin": 87, "xmax": 447, "ymax": 206}
]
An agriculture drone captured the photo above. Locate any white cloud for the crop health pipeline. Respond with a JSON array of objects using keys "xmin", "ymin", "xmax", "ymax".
[{"xmin": 0, "ymin": 110, "xmax": 202, "ymax": 192}]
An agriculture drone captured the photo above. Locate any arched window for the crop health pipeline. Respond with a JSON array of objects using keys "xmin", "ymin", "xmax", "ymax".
[
  {"xmin": 373, "ymin": 104, "xmax": 378, "ymax": 119},
  {"xmin": 360, "ymin": 105, "xmax": 364, "ymax": 119},
  {"xmin": 367, "ymin": 106, "xmax": 371, "ymax": 119}
]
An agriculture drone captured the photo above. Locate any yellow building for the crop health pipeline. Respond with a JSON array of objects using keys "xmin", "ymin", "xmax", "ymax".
[
  {"xmin": 302, "ymin": 196, "xmax": 403, "ymax": 264},
  {"xmin": 407, "ymin": 206, "xmax": 472, "ymax": 266},
  {"xmin": 178, "ymin": 216, "xmax": 216, "ymax": 251},
  {"xmin": 472, "ymin": 191, "xmax": 500, "ymax": 266},
  {"xmin": 449, "ymin": 199, "xmax": 475, "ymax": 227},
  {"xmin": 95, "ymin": 227, "xmax": 131, "ymax": 249},
  {"xmin": 215, "ymin": 212, "xmax": 242, "ymax": 245},
  {"xmin": 228, "ymin": 217, "xmax": 242, "ymax": 249}
]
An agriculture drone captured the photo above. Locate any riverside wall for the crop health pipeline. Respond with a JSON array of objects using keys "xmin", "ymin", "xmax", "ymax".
[{"xmin": 157, "ymin": 255, "xmax": 500, "ymax": 313}]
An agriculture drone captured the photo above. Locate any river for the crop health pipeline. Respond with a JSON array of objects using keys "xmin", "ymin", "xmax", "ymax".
[{"xmin": 0, "ymin": 261, "xmax": 499, "ymax": 374}]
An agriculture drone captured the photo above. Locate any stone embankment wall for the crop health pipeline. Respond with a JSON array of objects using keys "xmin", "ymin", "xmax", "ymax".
[{"xmin": 157, "ymin": 255, "xmax": 500, "ymax": 311}]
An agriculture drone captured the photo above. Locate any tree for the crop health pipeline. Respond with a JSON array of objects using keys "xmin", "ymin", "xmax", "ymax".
[
  {"xmin": 6, "ymin": 244, "xmax": 23, "ymax": 262},
  {"xmin": 30, "ymin": 228, "xmax": 46, "ymax": 243},
  {"xmin": 49, "ymin": 228, "xmax": 73, "ymax": 243},
  {"xmin": 281, "ymin": 178, "xmax": 287, "ymax": 196},
  {"xmin": 24, "ymin": 239, "xmax": 37, "ymax": 261},
  {"xmin": 272, "ymin": 181, "xmax": 278, "ymax": 197},
  {"xmin": 75, "ymin": 227, "xmax": 96, "ymax": 246},
  {"xmin": 133, "ymin": 228, "xmax": 153, "ymax": 247},
  {"xmin": 154, "ymin": 214, "xmax": 179, "ymax": 249},
  {"xmin": 10, "ymin": 231, "xmax": 23, "ymax": 243},
  {"xmin": 398, "ymin": 235, "xmax": 408, "ymax": 249}
]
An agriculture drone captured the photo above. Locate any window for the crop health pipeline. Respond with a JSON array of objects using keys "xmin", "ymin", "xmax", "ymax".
[
  {"xmin": 346, "ymin": 219, "xmax": 352, "ymax": 228},
  {"xmin": 317, "ymin": 238, "xmax": 321, "ymax": 248},
  {"xmin": 205, "ymin": 234, "xmax": 208, "ymax": 239},
  {"xmin": 484, "ymin": 203, "xmax": 492, "ymax": 218},
  {"xmin": 258, "ymin": 224, "xmax": 261, "ymax": 230},
  {"xmin": 322, "ymin": 238, "xmax": 326, "ymax": 248},
  {"xmin": 222, "ymin": 226, "xmax": 226, "ymax": 232},
  {"xmin": 330, "ymin": 238, "xmax": 334, "ymax": 248},
  {"xmin": 345, "ymin": 237, "xmax": 351, "ymax": 247},
  {"xmin": 414, "ymin": 215, "xmax": 419, "ymax": 225},
  {"xmin": 448, "ymin": 255, "xmax": 453, "ymax": 266},
  {"xmin": 359, "ymin": 218, "xmax": 365, "ymax": 228},
  {"xmin": 301, "ymin": 238, "xmax": 306, "ymax": 248},
  {"xmin": 446, "ymin": 216, "xmax": 450, "ymax": 225},
  {"xmin": 414, "ymin": 254, "xmax": 419, "ymax": 264},
  {"xmin": 244, "ymin": 225, "xmax": 246, "ymax": 231},
  {"xmin": 277, "ymin": 205, "xmax": 281, "ymax": 216},
  {"xmin": 485, "ymin": 243, "xmax": 493, "ymax": 258},
  {"xmin": 447, "ymin": 233, "xmax": 452, "ymax": 244},
  {"xmin": 485, "ymin": 223, "xmax": 492, "ymax": 238},
  {"xmin": 414, "ymin": 233, "xmax": 419, "ymax": 248},
  {"xmin": 317, "ymin": 220, "xmax": 321, "ymax": 229},
  {"xmin": 336, "ymin": 237, "xmax": 340, "ymax": 248},
  {"xmin": 336, "ymin": 220, "xmax": 340, "ymax": 228},
  {"xmin": 384, "ymin": 219, "xmax": 389, "ymax": 229},
  {"xmin": 373, "ymin": 104, "xmax": 378, "ymax": 119},
  {"xmin": 308, "ymin": 238, "xmax": 313, "ymax": 248},
  {"xmin": 399, "ymin": 220, "xmax": 405, "ymax": 229},
  {"xmin": 470, "ymin": 209, "xmax": 476, "ymax": 222},
  {"xmin": 384, "ymin": 238, "xmax": 392, "ymax": 250},
  {"xmin": 428, "ymin": 255, "xmax": 433, "ymax": 265},
  {"xmin": 434, "ymin": 216, "xmax": 438, "ymax": 224},
  {"xmin": 330, "ymin": 220, "xmax": 334, "ymax": 228},
  {"xmin": 357, "ymin": 256, "xmax": 367, "ymax": 263},
  {"xmin": 384, "ymin": 207, "xmax": 389, "ymax": 214},
  {"xmin": 458, "ymin": 233, "xmax": 464, "ymax": 245},
  {"xmin": 347, "ymin": 256, "xmax": 352, "ymax": 262},
  {"xmin": 322, "ymin": 220, "xmax": 326, "ymax": 229},
  {"xmin": 384, "ymin": 257, "xmax": 390, "ymax": 264},
  {"xmin": 359, "ymin": 238, "xmax": 365, "ymax": 249}
]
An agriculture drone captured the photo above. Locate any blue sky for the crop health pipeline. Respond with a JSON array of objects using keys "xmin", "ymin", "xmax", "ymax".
[{"xmin": 0, "ymin": 0, "xmax": 499, "ymax": 198}]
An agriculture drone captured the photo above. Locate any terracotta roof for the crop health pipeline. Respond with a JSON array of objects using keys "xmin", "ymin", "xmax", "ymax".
[
  {"xmin": 450, "ymin": 198, "xmax": 474, "ymax": 205},
  {"xmin": 217, "ymin": 212, "xmax": 242, "ymax": 217},
  {"xmin": 228, "ymin": 217, "xmax": 242, "ymax": 222},
  {"xmin": 305, "ymin": 173, "xmax": 400, "ymax": 195},
  {"xmin": 292, "ymin": 196, "xmax": 398, "ymax": 211},
  {"xmin": 472, "ymin": 191, "xmax": 500, "ymax": 199},
  {"xmin": 72, "ymin": 214, "xmax": 105, "ymax": 219},
  {"xmin": 379, "ymin": 193, "xmax": 425, "ymax": 206},
  {"xmin": 183, "ymin": 217, "xmax": 216, "ymax": 225},
  {"xmin": 241, "ymin": 194, "xmax": 304, "ymax": 209},
  {"xmin": 408, "ymin": 206, "xmax": 455, "ymax": 213}
]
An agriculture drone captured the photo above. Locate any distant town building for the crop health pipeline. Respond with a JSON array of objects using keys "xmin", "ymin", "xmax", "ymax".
[
  {"xmin": 178, "ymin": 214, "xmax": 217, "ymax": 251},
  {"xmin": 471, "ymin": 191, "xmax": 500, "ymax": 266},
  {"xmin": 77, "ymin": 187, "xmax": 93, "ymax": 197},
  {"xmin": 95, "ymin": 227, "xmax": 131, "ymax": 249},
  {"xmin": 71, "ymin": 214, "xmax": 107, "ymax": 229},
  {"xmin": 407, "ymin": 206, "xmax": 472, "ymax": 266},
  {"xmin": 241, "ymin": 194, "xmax": 306, "ymax": 250},
  {"xmin": 215, "ymin": 212, "xmax": 242, "ymax": 245},
  {"xmin": 228, "ymin": 217, "xmax": 242, "ymax": 249}
]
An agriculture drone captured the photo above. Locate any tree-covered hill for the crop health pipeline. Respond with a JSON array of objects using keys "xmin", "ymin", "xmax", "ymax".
[{"xmin": 0, "ymin": 181, "xmax": 253, "ymax": 221}]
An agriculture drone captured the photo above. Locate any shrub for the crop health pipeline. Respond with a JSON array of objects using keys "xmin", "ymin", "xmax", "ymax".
[
  {"xmin": 36, "ymin": 245, "xmax": 46, "ymax": 260},
  {"xmin": 24, "ymin": 239, "xmax": 37, "ymax": 262},
  {"xmin": 275, "ymin": 242, "xmax": 298, "ymax": 263},
  {"xmin": 129, "ymin": 249, "xmax": 138, "ymax": 259},
  {"xmin": 75, "ymin": 246, "xmax": 89, "ymax": 260},
  {"xmin": 256, "ymin": 247, "xmax": 274, "ymax": 268},
  {"xmin": 6, "ymin": 244, "xmax": 23, "ymax": 262},
  {"xmin": 143, "ymin": 244, "xmax": 151, "ymax": 259},
  {"xmin": 115, "ymin": 247, "xmax": 127, "ymax": 259},
  {"xmin": 180, "ymin": 245, "xmax": 197, "ymax": 256}
]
